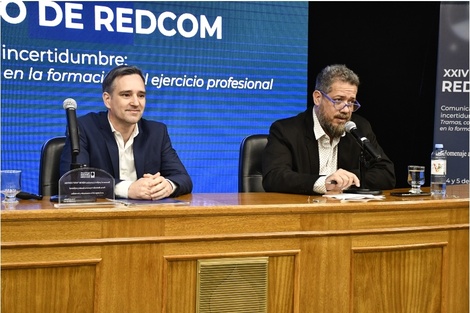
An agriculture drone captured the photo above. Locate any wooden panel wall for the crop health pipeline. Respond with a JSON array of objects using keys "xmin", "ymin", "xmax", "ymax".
[{"xmin": 2, "ymin": 192, "xmax": 468, "ymax": 313}]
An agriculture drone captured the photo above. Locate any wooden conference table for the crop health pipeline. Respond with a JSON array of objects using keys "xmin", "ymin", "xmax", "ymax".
[{"xmin": 2, "ymin": 185, "xmax": 468, "ymax": 313}]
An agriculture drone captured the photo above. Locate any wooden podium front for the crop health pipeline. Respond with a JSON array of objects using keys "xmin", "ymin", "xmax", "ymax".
[{"xmin": 2, "ymin": 185, "xmax": 468, "ymax": 313}]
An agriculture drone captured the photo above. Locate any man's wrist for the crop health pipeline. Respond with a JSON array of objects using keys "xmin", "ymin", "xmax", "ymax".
[
  {"xmin": 313, "ymin": 176, "xmax": 327, "ymax": 194},
  {"xmin": 166, "ymin": 179, "xmax": 177, "ymax": 195},
  {"xmin": 115, "ymin": 180, "xmax": 133, "ymax": 198}
]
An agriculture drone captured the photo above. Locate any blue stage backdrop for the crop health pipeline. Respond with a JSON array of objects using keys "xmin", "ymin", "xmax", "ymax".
[{"xmin": 1, "ymin": 1, "xmax": 309, "ymax": 193}]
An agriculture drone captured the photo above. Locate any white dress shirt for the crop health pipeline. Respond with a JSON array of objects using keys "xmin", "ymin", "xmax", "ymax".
[
  {"xmin": 312, "ymin": 109, "xmax": 344, "ymax": 194},
  {"xmin": 109, "ymin": 117, "xmax": 139, "ymax": 198}
]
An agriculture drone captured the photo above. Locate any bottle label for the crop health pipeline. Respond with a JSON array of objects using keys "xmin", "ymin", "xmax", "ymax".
[{"xmin": 431, "ymin": 160, "xmax": 446, "ymax": 175}]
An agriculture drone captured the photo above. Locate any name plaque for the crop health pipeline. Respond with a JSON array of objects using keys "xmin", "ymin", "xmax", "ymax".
[{"xmin": 58, "ymin": 167, "xmax": 115, "ymax": 203}]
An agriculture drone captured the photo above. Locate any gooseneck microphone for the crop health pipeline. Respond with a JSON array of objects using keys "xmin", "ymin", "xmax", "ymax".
[
  {"xmin": 343, "ymin": 120, "xmax": 383, "ymax": 195},
  {"xmin": 345, "ymin": 121, "xmax": 382, "ymax": 160},
  {"xmin": 63, "ymin": 98, "xmax": 84, "ymax": 170},
  {"xmin": 63, "ymin": 98, "xmax": 80, "ymax": 156}
]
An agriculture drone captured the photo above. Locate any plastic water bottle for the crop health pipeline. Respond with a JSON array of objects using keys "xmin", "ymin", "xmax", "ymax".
[{"xmin": 430, "ymin": 143, "xmax": 446, "ymax": 197}]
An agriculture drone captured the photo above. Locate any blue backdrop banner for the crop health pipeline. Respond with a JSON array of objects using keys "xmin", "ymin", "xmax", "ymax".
[{"xmin": 1, "ymin": 1, "xmax": 309, "ymax": 193}]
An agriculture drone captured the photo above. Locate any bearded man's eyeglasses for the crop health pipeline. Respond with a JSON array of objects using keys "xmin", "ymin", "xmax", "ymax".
[{"xmin": 319, "ymin": 90, "xmax": 361, "ymax": 112}]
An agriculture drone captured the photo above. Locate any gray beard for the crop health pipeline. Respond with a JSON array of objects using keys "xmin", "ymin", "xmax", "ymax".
[{"xmin": 317, "ymin": 107, "xmax": 347, "ymax": 139}]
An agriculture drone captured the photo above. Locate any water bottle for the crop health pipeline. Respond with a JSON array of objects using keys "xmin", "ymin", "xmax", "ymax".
[{"xmin": 430, "ymin": 143, "xmax": 446, "ymax": 197}]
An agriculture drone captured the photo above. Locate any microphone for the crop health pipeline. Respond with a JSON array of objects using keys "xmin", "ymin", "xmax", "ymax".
[
  {"xmin": 345, "ymin": 121, "xmax": 382, "ymax": 160},
  {"xmin": 63, "ymin": 98, "xmax": 80, "ymax": 156}
]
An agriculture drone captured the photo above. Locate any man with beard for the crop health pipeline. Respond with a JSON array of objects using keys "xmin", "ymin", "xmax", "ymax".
[{"xmin": 261, "ymin": 64, "xmax": 395, "ymax": 194}]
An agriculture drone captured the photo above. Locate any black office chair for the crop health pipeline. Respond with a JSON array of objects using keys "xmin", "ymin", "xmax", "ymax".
[
  {"xmin": 238, "ymin": 134, "xmax": 268, "ymax": 192},
  {"xmin": 38, "ymin": 136, "xmax": 66, "ymax": 196}
]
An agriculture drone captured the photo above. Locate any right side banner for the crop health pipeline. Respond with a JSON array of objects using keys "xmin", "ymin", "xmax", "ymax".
[{"xmin": 433, "ymin": 2, "xmax": 469, "ymax": 185}]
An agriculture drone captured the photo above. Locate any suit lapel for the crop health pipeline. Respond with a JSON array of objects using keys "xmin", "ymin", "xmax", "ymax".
[
  {"xmin": 133, "ymin": 126, "xmax": 145, "ymax": 178},
  {"xmin": 98, "ymin": 112, "xmax": 120, "ymax": 177},
  {"xmin": 304, "ymin": 107, "xmax": 320, "ymax": 174}
]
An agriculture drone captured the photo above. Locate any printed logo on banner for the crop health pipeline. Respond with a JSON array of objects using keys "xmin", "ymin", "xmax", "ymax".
[{"xmin": 0, "ymin": 1, "xmax": 223, "ymax": 44}]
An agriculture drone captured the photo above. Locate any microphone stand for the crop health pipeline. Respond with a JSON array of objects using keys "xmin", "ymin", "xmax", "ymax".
[
  {"xmin": 359, "ymin": 150, "xmax": 367, "ymax": 184},
  {"xmin": 66, "ymin": 143, "xmax": 93, "ymax": 203},
  {"xmin": 343, "ymin": 146, "xmax": 383, "ymax": 195},
  {"xmin": 68, "ymin": 128, "xmax": 85, "ymax": 170},
  {"xmin": 70, "ymin": 152, "xmax": 84, "ymax": 170}
]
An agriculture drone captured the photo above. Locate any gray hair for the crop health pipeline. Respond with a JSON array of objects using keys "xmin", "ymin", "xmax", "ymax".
[{"xmin": 315, "ymin": 64, "xmax": 360, "ymax": 93}]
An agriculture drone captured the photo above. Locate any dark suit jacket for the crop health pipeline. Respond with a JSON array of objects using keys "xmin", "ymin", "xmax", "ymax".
[
  {"xmin": 60, "ymin": 111, "xmax": 192, "ymax": 197},
  {"xmin": 262, "ymin": 107, "xmax": 395, "ymax": 194}
]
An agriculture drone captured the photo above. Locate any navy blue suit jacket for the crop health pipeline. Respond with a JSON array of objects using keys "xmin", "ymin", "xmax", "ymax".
[
  {"xmin": 262, "ymin": 107, "xmax": 396, "ymax": 194},
  {"xmin": 60, "ymin": 111, "xmax": 192, "ymax": 197}
]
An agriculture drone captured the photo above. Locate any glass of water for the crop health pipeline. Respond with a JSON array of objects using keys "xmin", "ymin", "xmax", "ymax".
[
  {"xmin": 1, "ymin": 170, "xmax": 22, "ymax": 203},
  {"xmin": 407, "ymin": 165, "xmax": 425, "ymax": 194}
]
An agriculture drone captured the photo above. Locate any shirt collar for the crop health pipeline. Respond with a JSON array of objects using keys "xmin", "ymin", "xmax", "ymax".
[{"xmin": 312, "ymin": 108, "xmax": 326, "ymax": 140}]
